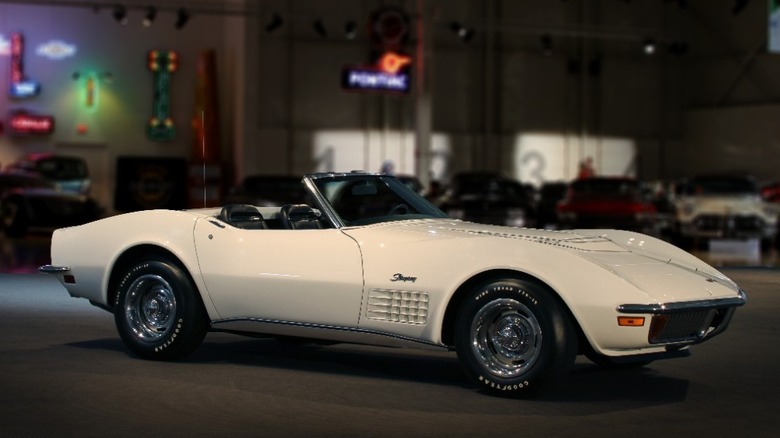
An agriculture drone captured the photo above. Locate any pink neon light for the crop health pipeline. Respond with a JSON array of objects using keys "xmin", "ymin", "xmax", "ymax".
[{"xmin": 9, "ymin": 113, "xmax": 54, "ymax": 135}]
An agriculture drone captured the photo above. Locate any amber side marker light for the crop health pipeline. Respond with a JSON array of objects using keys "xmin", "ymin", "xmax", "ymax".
[{"xmin": 618, "ymin": 316, "xmax": 645, "ymax": 327}]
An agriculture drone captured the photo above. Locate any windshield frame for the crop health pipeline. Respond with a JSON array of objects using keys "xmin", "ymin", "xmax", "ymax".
[{"xmin": 304, "ymin": 172, "xmax": 447, "ymax": 228}]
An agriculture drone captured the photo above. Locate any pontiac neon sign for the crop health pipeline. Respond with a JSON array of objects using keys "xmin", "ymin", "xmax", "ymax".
[
  {"xmin": 342, "ymin": 52, "xmax": 412, "ymax": 94},
  {"xmin": 9, "ymin": 32, "xmax": 41, "ymax": 98}
]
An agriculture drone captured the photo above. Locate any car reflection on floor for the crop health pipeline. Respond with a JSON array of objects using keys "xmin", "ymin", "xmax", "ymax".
[{"xmin": 2, "ymin": 232, "xmax": 778, "ymax": 274}]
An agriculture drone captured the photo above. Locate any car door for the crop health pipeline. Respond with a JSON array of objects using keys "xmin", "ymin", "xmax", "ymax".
[{"xmin": 193, "ymin": 218, "xmax": 364, "ymax": 327}]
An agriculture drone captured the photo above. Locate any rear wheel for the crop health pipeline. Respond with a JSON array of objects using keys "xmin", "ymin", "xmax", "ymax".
[
  {"xmin": 455, "ymin": 278, "xmax": 576, "ymax": 396},
  {"xmin": 114, "ymin": 257, "xmax": 208, "ymax": 360}
]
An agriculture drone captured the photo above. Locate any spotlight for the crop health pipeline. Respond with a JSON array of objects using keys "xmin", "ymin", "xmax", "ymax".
[
  {"xmin": 175, "ymin": 8, "xmax": 190, "ymax": 30},
  {"xmin": 344, "ymin": 20, "xmax": 357, "ymax": 40},
  {"xmin": 112, "ymin": 5, "xmax": 128, "ymax": 26},
  {"xmin": 643, "ymin": 38, "xmax": 657, "ymax": 55},
  {"xmin": 541, "ymin": 34, "xmax": 553, "ymax": 56},
  {"xmin": 313, "ymin": 20, "xmax": 327, "ymax": 38},
  {"xmin": 668, "ymin": 41, "xmax": 689, "ymax": 55},
  {"xmin": 449, "ymin": 22, "xmax": 474, "ymax": 43},
  {"xmin": 143, "ymin": 7, "xmax": 157, "ymax": 27},
  {"xmin": 265, "ymin": 13, "xmax": 283, "ymax": 33}
]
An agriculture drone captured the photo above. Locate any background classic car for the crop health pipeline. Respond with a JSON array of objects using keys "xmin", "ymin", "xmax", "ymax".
[
  {"xmin": 41, "ymin": 172, "xmax": 746, "ymax": 396},
  {"xmin": 0, "ymin": 170, "xmax": 101, "ymax": 237},
  {"xmin": 556, "ymin": 177, "xmax": 661, "ymax": 236},
  {"xmin": 673, "ymin": 174, "xmax": 779, "ymax": 249}
]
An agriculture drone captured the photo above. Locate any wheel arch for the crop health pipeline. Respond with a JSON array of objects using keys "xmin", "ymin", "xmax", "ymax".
[
  {"xmin": 440, "ymin": 269, "xmax": 586, "ymax": 352},
  {"xmin": 106, "ymin": 244, "xmax": 201, "ymax": 313}
]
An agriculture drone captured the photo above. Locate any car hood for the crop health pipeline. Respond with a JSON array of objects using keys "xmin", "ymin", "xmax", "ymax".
[{"xmin": 364, "ymin": 219, "xmax": 739, "ymax": 301}]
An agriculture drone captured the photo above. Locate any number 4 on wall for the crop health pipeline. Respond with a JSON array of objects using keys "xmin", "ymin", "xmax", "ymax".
[{"xmin": 147, "ymin": 50, "xmax": 177, "ymax": 142}]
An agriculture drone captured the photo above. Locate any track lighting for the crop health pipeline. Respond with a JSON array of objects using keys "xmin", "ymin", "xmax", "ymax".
[
  {"xmin": 344, "ymin": 20, "xmax": 357, "ymax": 40},
  {"xmin": 265, "ymin": 13, "xmax": 283, "ymax": 33},
  {"xmin": 449, "ymin": 22, "xmax": 474, "ymax": 43},
  {"xmin": 175, "ymin": 8, "xmax": 190, "ymax": 30},
  {"xmin": 142, "ymin": 6, "xmax": 157, "ymax": 27},
  {"xmin": 313, "ymin": 20, "xmax": 327, "ymax": 38},
  {"xmin": 642, "ymin": 38, "xmax": 657, "ymax": 55},
  {"xmin": 112, "ymin": 5, "xmax": 128, "ymax": 26},
  {"xmin": 541, "ymin": 34, "xmax": 553, "ymax": 56}
]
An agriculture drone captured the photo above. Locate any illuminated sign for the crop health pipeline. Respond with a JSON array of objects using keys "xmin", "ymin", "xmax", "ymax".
[
  {"xmin": 342, "ymin": 52, "xmax": 412, "ymax": 94},
  {"xmin": 147, "ymin": 50, "xmax": 177, "ymax": 142},
  {"xmin": 9, "ymin": 32, "xmax": 41, "ymax": 98},
  {"xmin": 0, "ymin": 35, "xmax": 9, "ymax": 56},
  {"xmin": 36, "ymin": 40, "xmax": 77, "ymax": 60},
  {"xmin": 8, "ymin": 111, "xmax": 55, "ymax": 135}
]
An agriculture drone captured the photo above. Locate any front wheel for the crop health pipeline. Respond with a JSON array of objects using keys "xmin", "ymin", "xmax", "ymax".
[
  {"xmin": 455, "ymin": 278, "xmax": 576, "ymax": 396},
  {"xmin": 114, "ymin": 257, "xmax": 208, "ymax": 361}
]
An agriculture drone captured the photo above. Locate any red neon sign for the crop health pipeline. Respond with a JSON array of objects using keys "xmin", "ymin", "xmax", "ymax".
[
  {"xmin": 8, "ymin": 111, "xmax": 55, "ymax": 135},
  {"xmin": 9, "ymin": 32, "xmax": 41, "ymax": 98},
  {"xmin": 378, "ymin": 52, "xmax": 411, "ymax": 74}
]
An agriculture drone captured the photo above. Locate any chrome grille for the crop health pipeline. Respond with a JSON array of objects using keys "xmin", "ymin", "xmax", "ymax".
[
  {"xmin": 367, "ymin": 289, "xmax": 429, "ymax": 325},
  {"xmin": 649, "ymin": 310, "xmax": 717, "ymax": 344}
]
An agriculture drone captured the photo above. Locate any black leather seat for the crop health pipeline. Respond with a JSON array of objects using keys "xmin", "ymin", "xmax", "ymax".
[
  {"xmin": 279, "ymin": 204, "xmax": 323, "ymax": 229},
  {"xmin": 218, "ymin": 204, "xmax": 267, "ymax": 229}
]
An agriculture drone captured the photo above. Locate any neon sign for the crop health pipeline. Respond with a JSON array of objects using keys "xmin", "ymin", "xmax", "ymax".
[
  {"xmin": 147, "ymin": 50, "xmax": 177, "ymax": 142},
  {"xmin": 9, "ymin": 32, "xmax": 41, "ymax": 98},
  {"xmin": 0, "ymin": 35, "xmax": 10, "ymax": 56},
  {"xmin": 8, "ymin": 111, "xmax": 55, "ymax": 136},
  {"xmin": 36, "ymin": 40, "xmax": 77, "ymax": 60},
  {"xmin": 341, "ymin": 52, "xmax": 412, "ymax": 94}
]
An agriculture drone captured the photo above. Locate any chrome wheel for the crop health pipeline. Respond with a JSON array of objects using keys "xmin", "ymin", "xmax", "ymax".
[
  {"xmin": 470, "ymin": 298, "xmax": 543, "ymax": 378},
  {"xmin": 124, "ymin": 274, "xmax": 177, "ymax": 342}
]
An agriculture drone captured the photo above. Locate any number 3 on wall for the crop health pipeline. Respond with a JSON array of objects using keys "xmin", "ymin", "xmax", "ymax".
[{"xmin": 147, "ymin": 50, "xmax": 177, "ymax": 142}]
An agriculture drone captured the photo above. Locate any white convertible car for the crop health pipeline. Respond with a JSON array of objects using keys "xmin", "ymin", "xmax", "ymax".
[{"xmin": 41, "ymin": 172, "xmax": 746, "ymax": 396}]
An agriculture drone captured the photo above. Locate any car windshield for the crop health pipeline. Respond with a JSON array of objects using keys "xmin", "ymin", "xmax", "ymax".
[
  {"xmin": 309, "ymin": 173, "xmax": 448, "ymax": 226},
  {"xmin": 679, "ymin": 176, "xmax": 759, "ymax": 195},
  {"xmin": 35, "ymin": 157, "xmax": 88, "ymax": 180},
  {"xmin": 570, "ymin": 178, "xmax": 640, "ymax": 198}
]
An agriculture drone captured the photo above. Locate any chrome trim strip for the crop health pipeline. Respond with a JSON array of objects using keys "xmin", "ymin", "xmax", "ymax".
[
  {"xmin": 38, "ymin": 265, "xmax": 71, "ymax": 274},
  {"xmin": 211, "ymin": 317, "xmax": 446, "ymax": 350},
  {"xmin": 617, "ymin": 289, "xmax": 747, "ymax": 314},
  {"xmin": 302, "ymin": 176, "xmax": 344, "ymax": 228}
]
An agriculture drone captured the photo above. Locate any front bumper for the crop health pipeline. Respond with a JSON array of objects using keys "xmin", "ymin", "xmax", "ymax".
[
  {"xmin": 617, "ymin": 289, "xmax": 747, "ymax": 345},
  {"xmin": 678, "ymin": 214, "xmax": 776, "ymax": 240}
]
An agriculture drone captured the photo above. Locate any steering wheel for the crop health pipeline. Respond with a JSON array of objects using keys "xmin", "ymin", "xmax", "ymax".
[{"xmin": 387, "ymin": 203, "xmax": 410, "ymax": 215}]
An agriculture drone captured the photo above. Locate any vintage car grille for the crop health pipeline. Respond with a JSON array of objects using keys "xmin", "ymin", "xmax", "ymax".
[
  {"xmin": 649, "ymin": 309, "xmax": 719, "ymax": 344},
  {"xmin": 367, "ymin": 289, "xmax": 429, "ymax": 325},
  {"xmin": 693, "ymin": 214, "xmax": 764, "ymax": 234}
]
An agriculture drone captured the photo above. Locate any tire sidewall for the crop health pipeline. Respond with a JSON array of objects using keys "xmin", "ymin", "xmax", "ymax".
[
  {"xmin": 114, "ymin": 258, "xmax": 207, "ymax": 360},
  {"xmin": 455, "ymin": 278, "xmax": 574, "ymax": 395}
]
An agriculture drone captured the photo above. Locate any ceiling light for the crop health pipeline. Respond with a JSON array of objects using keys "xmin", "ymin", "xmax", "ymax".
[
  {"xmin": 643, "ymin": 38, "xmax": 657, "ymax": 55},
  {"xmin": 449, "ymin": 22, "xmax": 474, "ymax": 43},
  {"xmin": 142, "ymin": 7, "xmax": 157, "ymax": 27},
  {"xmin": 541, "ymin": 34, "xmax": 553, "ymax": 56},
  {"xmin": 175, "ymin": 8, "xmax": 190, "ymax": 30},
  {"xmin": 344, "ymin": 20, "xmax": 357, "ymax": 40},
  {"xmin": 112, "ymin": 5, "xmax": 128, "ymax": 26},
  {"xmin": 265, "ymin": 13, "xmax": 283, "ymax": 33},
  {"xmin": 313, "ymin": 20, "xmax": 327, "ymax": 38}
]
